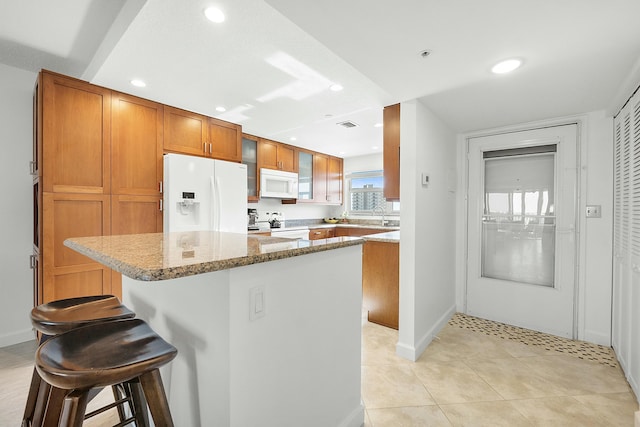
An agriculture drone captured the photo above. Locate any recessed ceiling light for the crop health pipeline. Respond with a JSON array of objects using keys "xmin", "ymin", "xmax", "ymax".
[
  {"xmin": 339, "ymin": 151, "xmax": 346, "ymax": 155},
  {"xmin": 329, "ymin": 84, "xmax": 343, "ymax": 92},
  {"xmin": 372, "ymin": 146, "xmax": 379, "ymax": 150},
  {"xmin": 290, "ymin": 137, "xmax": 297, "ymax": 141},
  {"xmin": 215, "ymin": 106, "xmax": 226, "ymax": 112},
  {"xmin": 374, "ymin": 123, "xmax": 383, "ymax": 128},
  {"xmin": 491, "ymin": 59, "xmax": 522, "ymax": 74},
  {"xmin": 204, "ymin": 7, "xmax": 225, "ymax": 23},
  {"xmin": 130, "ymin": 79, "xmax": 146, "ymax": 88}
]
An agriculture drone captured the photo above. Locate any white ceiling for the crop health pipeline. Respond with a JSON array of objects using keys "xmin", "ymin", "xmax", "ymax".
[{"xmin": 2, "ymin": 0, "xmax": 640, "ymax": 157}]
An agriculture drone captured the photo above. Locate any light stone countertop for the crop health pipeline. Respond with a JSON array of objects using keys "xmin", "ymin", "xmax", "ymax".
[
  {"xmin": 362, "ymin": 230, "xmax": 400, "ymax": 243},
  {"xmin": 65, "ymin": 231, "xmax": 364, "ymax": 281},
  {"xmin": 309, "ymin": 223, "xmax": 400, "ymax": 231}
]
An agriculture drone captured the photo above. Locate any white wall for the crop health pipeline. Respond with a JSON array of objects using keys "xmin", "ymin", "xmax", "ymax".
[
  {"xmin": 580, "ymin": 111, "xmax": 614, "ymax": 345},
  {"xmin": 0, "ymin": 64, "xmax": 37, "ymax": 346},
  {"xmin": 252, "ymin": 198, "xmax": 339, "ymax": 223},
  {"xmin": 397, "ymin": 99, "xmax": 457, "ymax": 361},
  {"xmin": 454, "ymin": 111, "xmax": 614, "ymax": 346},
  {"xmin": 343, "ymin": 153, "xmax": 382, "ymax": 174}
]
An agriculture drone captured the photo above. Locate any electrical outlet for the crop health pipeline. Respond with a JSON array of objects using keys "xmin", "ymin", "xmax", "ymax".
[{"xmin": 585, "ymin": 205, "xmax": 602, "ymax": 218}]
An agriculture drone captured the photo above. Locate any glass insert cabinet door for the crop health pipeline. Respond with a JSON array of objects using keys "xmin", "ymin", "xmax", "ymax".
[
  {"xmin": 298, "ymin": 151, "xmax": 313, "ymax": 200},
  {"xmin": 481, "ymin": 147, "xmax": 556, "ymax": 287}
]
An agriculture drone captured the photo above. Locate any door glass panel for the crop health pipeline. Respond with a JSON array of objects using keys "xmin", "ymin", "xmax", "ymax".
[
  {"xmin": 298, "ymin": 152, "xmax": 313, "ymax": 199},
  {"xmin": 482, "ymin": 152, "xmax": 556, "ymax": 287},
  {"xmin": 242, "ymin": 137, "xmax": 257, "ymax": 198}
]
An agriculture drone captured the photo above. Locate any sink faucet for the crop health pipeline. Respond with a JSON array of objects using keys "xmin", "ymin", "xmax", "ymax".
[{"xmin": 373, "ymin": 206, "xmax": 386, "ymax": 226}]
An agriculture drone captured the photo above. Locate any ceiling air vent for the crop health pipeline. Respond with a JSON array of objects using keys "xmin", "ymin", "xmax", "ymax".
[{"xmin": 337, "ymin": 120, "xmax": 359, "ymax": 129}]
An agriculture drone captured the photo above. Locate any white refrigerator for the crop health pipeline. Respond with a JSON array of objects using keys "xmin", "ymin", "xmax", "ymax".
[{"xmin": 163, "ymin": 153, "xmax": 248, "ymax": 233}]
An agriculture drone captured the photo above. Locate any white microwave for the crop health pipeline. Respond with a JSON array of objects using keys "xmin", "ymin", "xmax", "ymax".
[{"xmin": 260, "ymin": 168, "xmax": 298, "ymax": 198}]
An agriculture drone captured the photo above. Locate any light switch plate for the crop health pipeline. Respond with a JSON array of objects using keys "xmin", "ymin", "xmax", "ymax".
[
  {"xmin": 421, "ymin": 173, "xmax": 429, "ymax": 186},
  {"xmin": 585, "ymin": 205, "xmax": 602, "ymax": 218},
  {"xmin": 249, "ymin": 286, "xmax": 266, "ymax": 320}
]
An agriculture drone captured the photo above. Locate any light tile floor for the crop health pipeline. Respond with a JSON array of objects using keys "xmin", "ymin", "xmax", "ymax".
[
  {"xmin": 362, "ymin": 316, "xmax": 639, "ymax": 426},
  {"xmin": 1, "ymin": 314, "xmax": 637, "ymax": 426}
]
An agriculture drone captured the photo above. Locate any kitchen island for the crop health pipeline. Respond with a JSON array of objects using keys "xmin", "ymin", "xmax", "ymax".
[{"xmin": 65, "ymin": 231, "xmax": 365, "ymax": 427}]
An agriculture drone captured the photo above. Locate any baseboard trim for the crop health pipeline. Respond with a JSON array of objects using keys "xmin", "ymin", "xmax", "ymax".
[
  {"xmin": 396, "ymin": 304, "xmax": 457, "ymax": 361},
  {"xmin": 0, "ymin": 328, "xmax": 35, "ymax": 348},
  {"xmin": 337, "ymin": 403, "xmax": 364, "ymax": 427}
]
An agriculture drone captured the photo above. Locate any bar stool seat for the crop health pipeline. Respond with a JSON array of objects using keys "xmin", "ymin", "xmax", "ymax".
[
  {"xmin": 31, "ymin": 295, "xmax": 134, "ymax": 336},
  {"xmin": 36, "ymin": 318, "xmax": 177, "ymax": 426}
]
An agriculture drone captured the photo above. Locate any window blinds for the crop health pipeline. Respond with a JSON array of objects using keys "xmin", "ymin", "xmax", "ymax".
[{"xmin": 612, "ymin": 85, "xmax": 640, "ymax": 398}]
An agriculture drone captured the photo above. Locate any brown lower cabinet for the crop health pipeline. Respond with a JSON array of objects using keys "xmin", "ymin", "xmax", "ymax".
[
  {"xmin": 334, "ymin": 226, "xmax": 387, "ymax": 237},
  {"xmin": 308, "ymin": 227, "xmax": 335, "ymax": 240},
  {"xmin": 362, "ymin": 241, "xmax": 399, "ymax": 329},
  {"xmin": 41, "ymin": 192, "xmax": 113, "ymax": 304}
]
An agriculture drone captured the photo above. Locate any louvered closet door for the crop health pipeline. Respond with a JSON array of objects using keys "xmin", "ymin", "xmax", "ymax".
[{"xmin": 612, "ymin": 88, "xmax": 640, "ymax": 394}]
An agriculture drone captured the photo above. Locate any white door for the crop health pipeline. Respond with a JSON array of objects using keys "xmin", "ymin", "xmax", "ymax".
[{"xmin": 466, "ymin": 125, "xmax": 578, "ymax": 338}]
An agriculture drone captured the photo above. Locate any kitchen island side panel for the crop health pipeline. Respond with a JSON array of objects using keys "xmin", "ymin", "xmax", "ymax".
[
  {"xmin": 122, "ymin": 245, "xmax": 363, "ymax": 427},
  {"xmin": 229, "ymin": 245, "xmax": 363, "ymax": 427},
  {"xmin": 122, "ymin": 270, "xmax": 232, "ymax": 427}
]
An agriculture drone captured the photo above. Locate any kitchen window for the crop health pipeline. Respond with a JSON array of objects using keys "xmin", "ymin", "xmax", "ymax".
[{"xmin": 347, "ymin": 170, "xmax": 400, "ymax": 215}]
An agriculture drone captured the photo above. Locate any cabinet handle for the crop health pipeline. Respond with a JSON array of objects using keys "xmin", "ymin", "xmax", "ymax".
[
  {"xmin": 29, "ymin": 254, "xmax": 36, "ymax": 269},
  {"xmin": 159, "ymin": 199, "xmax": 163, "ymax": 211},
  {"xmin": 159, "ymin": 181, "xmax": 163, "ymax": 193},
  {"xmin": 314, "ymin": 231, "xmax": 321, "ymax": 235},
  {"xmin": 29, "ymin": 161, "xmax": 37, "ymax": 175},
  {"xmin": 203, "ymin": 142, "xmax": 207, "ymax": 155},
  {"xmin": 209, "ymin": 143, "xmax": 213, "ymax": 154}
]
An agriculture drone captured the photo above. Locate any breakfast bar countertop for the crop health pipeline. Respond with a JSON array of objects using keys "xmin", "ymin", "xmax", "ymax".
[{"xmin": 65, "ymin": 231, "xmax": 364, "ymax": 282}]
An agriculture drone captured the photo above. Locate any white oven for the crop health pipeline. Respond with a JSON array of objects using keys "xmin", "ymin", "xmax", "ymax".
[
  {"xmin": 270, "ymin": 227, "xmax": 310, "ymax": 240},
  {"xmin": 260, "ymin": 168, "xmax": 298, "ymax": 199}
]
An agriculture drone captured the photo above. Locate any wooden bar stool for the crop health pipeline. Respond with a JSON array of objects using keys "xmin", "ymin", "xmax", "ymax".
[
  {"xmin": 35, "ymin": 318, "xmax": 177, "ymax": 427},
  {"xmin": 23, "ymin": 295, "xmax": 136, "ymax": 427}
]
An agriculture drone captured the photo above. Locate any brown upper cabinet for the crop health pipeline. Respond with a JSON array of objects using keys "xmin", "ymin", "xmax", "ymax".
[
  {"xmin": 258, "ymin": 138, "xmax": 297, "ymax": 172},
  {"xmin": 164, "ymin": 106, "xmax": 242, "ymax": 162},
  {"xmin": 111, "ymin": 93, "xmax": 164, "ymax": 196},
  {"xmin": 209, "ymin": 117, "xmax": 242, "ymax": 162},
  {"xmin": 383, "ymin": 103, "xmax": 400, "ymax": 201},
  {"xmin": 295, "ymin": 150, "xmax": 343, "ymax": 205},
  {"xmin": 41, "ymin": 71, "xmax": 111, "ymax": 194},
  {"xmin": 327, "ymin": 156, "xmax": 343, "ymax": 204},
  {"xmin": 313, "ymin": 153, "xmax": 328, "ymax": 203}
]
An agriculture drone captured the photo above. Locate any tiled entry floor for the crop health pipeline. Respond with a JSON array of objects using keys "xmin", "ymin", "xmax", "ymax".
[{"xmin": 362, "ymin": 314, "xmax": 639, "ymax": 426}]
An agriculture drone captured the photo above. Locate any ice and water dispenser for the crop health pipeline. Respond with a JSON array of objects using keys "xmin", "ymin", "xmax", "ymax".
[{"xmin": 176, "ymin": 191, "xmax": 201, "ymax": 227}]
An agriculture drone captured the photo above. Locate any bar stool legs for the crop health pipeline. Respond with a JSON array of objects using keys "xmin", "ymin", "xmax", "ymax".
[{"xmin": 139, "ymin": 370, "xmax": 174, "ymax": 426}]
